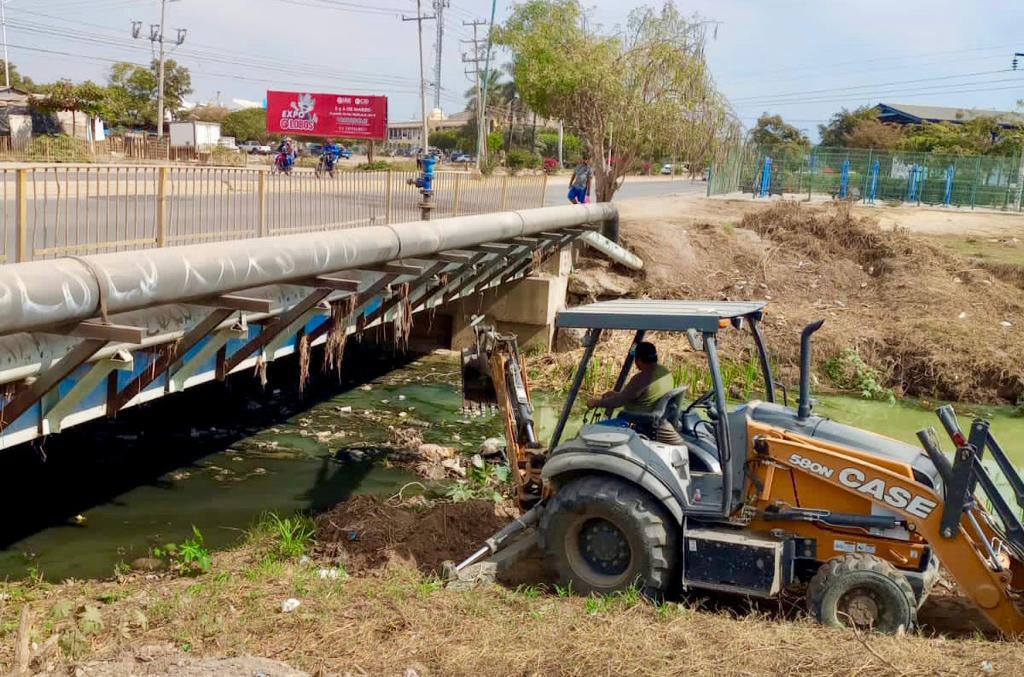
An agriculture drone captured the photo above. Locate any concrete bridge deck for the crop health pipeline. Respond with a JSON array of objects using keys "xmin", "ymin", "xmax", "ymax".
[{"xmin": 0, "ymin": 203, "xmax": 617, "ymax": 450}]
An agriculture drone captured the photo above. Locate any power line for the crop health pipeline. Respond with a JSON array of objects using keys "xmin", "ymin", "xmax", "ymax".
[{"xmin": 730, "ymin": 68, "xmax": 1017, "ymax": 105}]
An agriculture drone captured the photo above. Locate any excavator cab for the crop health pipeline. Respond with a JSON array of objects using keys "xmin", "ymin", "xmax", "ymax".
[{"xmin": 459, "ymin": 299, "xmax": 1024, "ymax": 636}]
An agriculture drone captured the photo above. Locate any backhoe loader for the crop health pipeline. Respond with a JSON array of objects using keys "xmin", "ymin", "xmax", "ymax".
[{"xmin": 457, "ymin": 299, "xmax": 1024, "ymax": 635}]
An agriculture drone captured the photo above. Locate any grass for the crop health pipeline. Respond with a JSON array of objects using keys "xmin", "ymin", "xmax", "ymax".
[
  {"xmin": 2, "ymin": 542, "xmax": 1022, "ymax": 676},
  {"xmin": 247, "ymin": 512, "xmax": 316, "ymax": 561}
]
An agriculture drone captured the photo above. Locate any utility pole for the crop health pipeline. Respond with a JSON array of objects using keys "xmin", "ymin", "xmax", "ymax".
[
  {"xmin": 432, "ymin": 0, "xmax": 449, "ymax": 112},
  {"xmin": 403, "ymin": 1, "xmax": 435, "ymax": 152},
  {"xmin": 479, "ymin": 0, "xmax": 498, "ymax": 165},
  {"xmin": 462, "ymin": 18, "xmax": 488, "ymax": 170},
  {"xmin": 131, "ymin": 0, "xmax": 187, "ymax": 138},
  {"xmin": 1, "ymin": 1, "xmax": 10, "ymax": 90}
]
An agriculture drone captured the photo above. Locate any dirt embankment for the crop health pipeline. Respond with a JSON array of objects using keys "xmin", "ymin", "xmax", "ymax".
[
  {"xmin": 565, "ymin": 198, "xmax": 1024, "ymax": 404},
  {"xmin": 314, "ymin": 496, "xmax": 511, "ymax": 575}
]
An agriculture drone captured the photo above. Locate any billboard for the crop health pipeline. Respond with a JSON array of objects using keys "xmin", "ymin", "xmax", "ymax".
[{"xmin": 266, "ymin": 91, "xmax": 388, "ymax": 139}]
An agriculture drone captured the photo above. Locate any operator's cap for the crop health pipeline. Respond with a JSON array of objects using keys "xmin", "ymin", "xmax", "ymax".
[{"xmin": 635, "ymin": 342, "xmax": 658, "ymax": 363}]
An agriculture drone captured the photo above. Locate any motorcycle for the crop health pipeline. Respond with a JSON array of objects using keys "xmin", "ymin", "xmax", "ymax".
[
  {"xmin": 273, "ymin": 151, "xmax": 294, "ymax": 175},
  {"xmin": 315, "ymin": 153, "xmax": 337, "ymax": 179}
]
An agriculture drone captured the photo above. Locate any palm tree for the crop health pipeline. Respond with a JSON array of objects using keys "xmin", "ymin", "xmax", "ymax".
[{"xmin": 463, "ymin": 68, "xmax": 507, "ymax": 117}]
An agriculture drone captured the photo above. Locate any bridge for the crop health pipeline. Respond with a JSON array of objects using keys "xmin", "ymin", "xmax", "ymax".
[{"xmin": 0, "ymin": 164, "xmax": 617, "ymax": 450}]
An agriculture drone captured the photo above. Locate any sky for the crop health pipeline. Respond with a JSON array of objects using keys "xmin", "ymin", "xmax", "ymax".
[{"xmin": 5, "ymin": 0, "xmax": 1024, "ymax": 141}]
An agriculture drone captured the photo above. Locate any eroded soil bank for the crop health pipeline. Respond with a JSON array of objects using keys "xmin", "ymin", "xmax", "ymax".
[{"xmin": 550, "ymin": 197, "xmax": 1024, "ymax": 405}]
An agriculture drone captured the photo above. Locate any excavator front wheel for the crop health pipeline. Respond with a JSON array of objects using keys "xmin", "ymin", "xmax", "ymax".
[
  {"xmin": 807, "ymin": 554, "xmax": 917, "ymax": 634},
  {"xmin": 539, "ymin": 475, "xmax": 677, "ymax": 599}
]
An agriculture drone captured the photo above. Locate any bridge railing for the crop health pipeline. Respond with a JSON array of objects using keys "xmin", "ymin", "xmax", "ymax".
[{"xmin": 0, "ymin": 166, "xmax": 549, "ymax": 263}]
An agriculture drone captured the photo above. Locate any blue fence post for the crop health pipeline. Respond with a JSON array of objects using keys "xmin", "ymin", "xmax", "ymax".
[
  {"xmin": 869, "ymin": 159, "xmax": 879, "ymax": 203},
  {"xmin": 808, "ymin": 153, "xmax": 816, "ymax": 200},
  {"xmin": 943, "ymin": 164, "xmax": 955, "ymax": 207},
  {"xmin": 906, "ymin": 163, "xmax": 920, "ymax": 203},
  {"xmin": 759, "ymin": 156, "xmax": 773, "ymax": 198},
  {"xmin": 839, "ymin": 158, "xmax": 851, "ymax": 199}
]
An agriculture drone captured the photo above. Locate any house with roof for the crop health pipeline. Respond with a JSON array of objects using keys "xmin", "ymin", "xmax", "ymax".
[{"xmin": 875, "ymin": 103, "xmax": 1024, "ymax": 129}]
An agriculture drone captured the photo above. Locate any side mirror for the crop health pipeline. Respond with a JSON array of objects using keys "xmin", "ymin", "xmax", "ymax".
[{"xmin": 686, "ymin": 329, "xmax": 704, "ymax": 351}]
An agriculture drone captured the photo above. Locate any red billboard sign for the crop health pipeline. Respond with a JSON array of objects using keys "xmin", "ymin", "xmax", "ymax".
[{"xmin": 266, "ymin": 91, "xmax": 388, "ymax": 139}]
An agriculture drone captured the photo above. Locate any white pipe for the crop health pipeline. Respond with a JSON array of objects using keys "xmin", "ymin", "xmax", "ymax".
[
  {"xmin": 579, "ymin": 231, "xmax": 643, "ymax": 270},
  {"xmin": 0, "ymin": 204, "xmax": 617, "ymax": 337}
]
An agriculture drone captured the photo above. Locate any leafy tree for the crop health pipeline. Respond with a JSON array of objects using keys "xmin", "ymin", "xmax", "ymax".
[
  {"xmin": 31, "ymin": 79, "xmax": 108, "ymax": 134},
  {"xmin": 0, "ymin": 61, "xmax": 36, "ymax": 91},
  {"xmin": 107, "ymin": 60, "xmax": 192, "ymax": 129},
  {"xmin": 188, "ymin": 104, "xmax": 231, "ymax": 124},
  {"xmin": 497, "ymin": 0, "xmax": 735, "ymax": 201},
  {"xmin": 897, "ymin": 117, "xmax": 1024, "ymax": 156},
  {"xmin": 537, "ymin": 130, "xmax": 581, "ymax": 160},
  {"xmin": 223, "ymin": 107, "xmax": 275, "ymax": 143},
  {"xmin": 429, "ymin": 129, "xmax": 462, "ymax": 151},
  {"xmin": 843, "ymin": 118, "xmax": 904, "ymax": 150},
  {"xmin": 818, "ymin": 106, "xmax": 878, "ymax": 147},
  {"xmin": 750, "ymin": 113, "xmax": 809, "ymax": 162}
]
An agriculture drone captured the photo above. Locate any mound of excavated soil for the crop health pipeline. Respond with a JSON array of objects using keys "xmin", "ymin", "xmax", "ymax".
[
  {"xmin": 593, "ymin": 199, "xmax": 1024, "ymax": 403},
  {"xmin": 314, "ymin": 497, "xmax": 512, "ymax": 575}
]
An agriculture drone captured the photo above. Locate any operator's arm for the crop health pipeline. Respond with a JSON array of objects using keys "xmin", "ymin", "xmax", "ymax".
[{"xmin": 587, "ymin": 371, "xmax": 649, "ymax": 410}]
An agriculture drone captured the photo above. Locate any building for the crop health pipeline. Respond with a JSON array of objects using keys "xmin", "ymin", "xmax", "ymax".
[
  {"xmin": 875, "ymin": 103, "xmax": 1024, "ymax": 129},
  {"xmin": 0, "ymin": 87, "xmax": 95, "ymax": 148},
  {"xmin": 386, "ymin": 109, "xmax": 475, "ymax": 148}
]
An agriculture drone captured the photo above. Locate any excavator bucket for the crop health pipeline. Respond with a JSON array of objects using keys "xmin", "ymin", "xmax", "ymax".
[{"xmin": 461, "ymin": 345, "xmax": 498, "ymax": 409}]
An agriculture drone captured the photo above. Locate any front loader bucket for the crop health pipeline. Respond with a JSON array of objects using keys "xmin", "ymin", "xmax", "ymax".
[
  {"xmin": 461, "ymin": 347, "xmax": 497, "ymax": 409},
  {"xmin": 928, "ymin": 406, "xmax": 1024, "ymax": 562}
]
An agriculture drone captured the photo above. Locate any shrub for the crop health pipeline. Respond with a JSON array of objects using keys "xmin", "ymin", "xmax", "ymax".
[
  {"xmin": 506, "ymin": 149, "xmax": 540, "ymax": 173},
  {"xmin": 357, "ymin": 160, "xmax": 393, "ymax": 171},
  {"xmin": 27, "ymin": 134, "xmax": 91, "ymax": 163},
  {"xmin": 543, "ymin": 157, "xmax": 559, "ymax": 174}
]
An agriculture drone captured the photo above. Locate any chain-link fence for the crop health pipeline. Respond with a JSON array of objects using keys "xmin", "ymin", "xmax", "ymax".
[{"xmin": 709, "ymin": 145, "xmax": 1024, "ymax": 210}]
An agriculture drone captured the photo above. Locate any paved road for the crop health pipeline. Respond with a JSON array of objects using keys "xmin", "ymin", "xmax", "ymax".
[
  {"xmin": 1, "ymin": 172, "xmax": 703, "ymax": 262},
  {"xmin": 545, "ymin": 177, "xmax": 706, "ymax": 205}
]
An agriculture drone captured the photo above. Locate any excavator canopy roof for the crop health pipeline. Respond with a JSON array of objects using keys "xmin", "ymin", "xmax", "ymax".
[{"xmin": 555, "ymin": 299, "xmax": 767, "ymax": 333}]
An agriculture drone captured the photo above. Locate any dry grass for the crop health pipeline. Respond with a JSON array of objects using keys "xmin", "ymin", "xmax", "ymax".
[
  {"xmin": 1, "ymin": 540, "xmax": 1021, "ymax": 677},
  {"xmin": 550, "ymin": 200, "xmax": 1024, "ymax": 404}
]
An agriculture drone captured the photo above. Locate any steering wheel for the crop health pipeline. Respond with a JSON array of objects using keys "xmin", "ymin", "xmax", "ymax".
[{"xmin": 684, "ymin": 389, "xmax": 716, "ymax": 417}]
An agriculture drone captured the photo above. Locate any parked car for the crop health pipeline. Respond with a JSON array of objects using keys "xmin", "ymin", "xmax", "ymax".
[
  {"xmin": 451, "ymin": 152, "xmax": 474, "ymax": 163},
  {"xmin": 306, "ymin": 143, "xmax": 323, "ymax": 157},
  {"xmin": 239, "ymin": 140, "xmax": 272, "ymax": 154},
  {"xmin": 339, "ymin": 147, "xmax": 353, "ymax": 159},
  {"xmin": 660, "ymin": 163, "xmax": 673, "ymax": 175},
  {"xmin": 218, "ymin": 136, "xmax": 239, "ymax": 151}
]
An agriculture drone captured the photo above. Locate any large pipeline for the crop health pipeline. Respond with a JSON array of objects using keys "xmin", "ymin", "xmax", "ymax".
[{"xmin": 0, "ymin": 203, "xmax": 616, "ymax": 337}]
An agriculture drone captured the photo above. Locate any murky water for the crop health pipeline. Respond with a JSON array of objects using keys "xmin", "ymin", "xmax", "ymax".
[{"xmin": 2, "ymin": 347, "xmax": 1022, "ymax": 582}]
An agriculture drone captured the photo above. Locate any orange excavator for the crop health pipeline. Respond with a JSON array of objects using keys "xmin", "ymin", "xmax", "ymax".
[{"xmin": 457, "ymin": 300, "xmax": 1024, "ymax": 635}]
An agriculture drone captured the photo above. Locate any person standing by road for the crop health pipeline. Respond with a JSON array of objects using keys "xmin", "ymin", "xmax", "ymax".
[{"xmin": 568, "ymin": 155, "xmax": 593, "ymax": 204}]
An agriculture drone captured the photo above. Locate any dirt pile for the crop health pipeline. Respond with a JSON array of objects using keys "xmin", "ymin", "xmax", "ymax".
[
  {"xmin": 314, "ymin": 496, "xmax": 512, "ymax": 575},
  {"xmin": 574, "ymin": 199, "xmax": 1024, "ymax": 403}
]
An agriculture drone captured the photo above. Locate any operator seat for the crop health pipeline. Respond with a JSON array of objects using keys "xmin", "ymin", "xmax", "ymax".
[{"xmin": 619, "ymin": 386, "xmax": 689, "ymax": 444}]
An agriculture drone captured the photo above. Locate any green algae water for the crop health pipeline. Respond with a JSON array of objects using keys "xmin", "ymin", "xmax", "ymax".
[{"xmin": 1, "ymin": 349, "xmax": 1021, "ymax": 582}]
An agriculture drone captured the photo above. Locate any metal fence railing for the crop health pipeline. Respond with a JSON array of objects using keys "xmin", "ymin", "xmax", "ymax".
[
  {"xmin": 709, "ymin": 145, "xmax": 1024, "ymax": 211},
  {"xmin": 0, "ymin": 167, "xmax": 549, "ymax": 263}
]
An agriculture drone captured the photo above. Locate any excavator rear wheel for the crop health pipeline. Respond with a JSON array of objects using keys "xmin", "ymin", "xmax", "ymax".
[
  {"xmin": 807, "ymin": 554, "xmax": 917, "ymax": 634},
  {"xmin": 539, "ymin": 475, "xmax": 677, "ymax": 599}
]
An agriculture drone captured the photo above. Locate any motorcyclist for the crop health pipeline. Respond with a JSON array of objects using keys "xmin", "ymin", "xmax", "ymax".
[
  {"xmin": 277, "ymin": 137, "xmax": 296, "ymax": 169},
  {"xmin": 322, "ymin": 139, "xmax": 342, "ymax": 173}
]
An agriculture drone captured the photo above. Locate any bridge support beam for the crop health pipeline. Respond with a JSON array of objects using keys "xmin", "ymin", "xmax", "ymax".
[{"xmin": 41, "ymin": 349, "xmax": 134, "ymax": 435}]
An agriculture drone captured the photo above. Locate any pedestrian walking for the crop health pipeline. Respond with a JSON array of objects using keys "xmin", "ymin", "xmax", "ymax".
[{"xmin": 568, "ymin": 155, "xmax": 593, "ymax": 204}]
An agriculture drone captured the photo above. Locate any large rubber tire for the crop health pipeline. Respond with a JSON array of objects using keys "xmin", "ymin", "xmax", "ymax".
[
  {"xmin": 539, "ymin": 475, "xmax": 678, "ymax": 598},
  {"xmin": 807, "ymin": 554, "xmax": 917, "ymax": 633}
]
